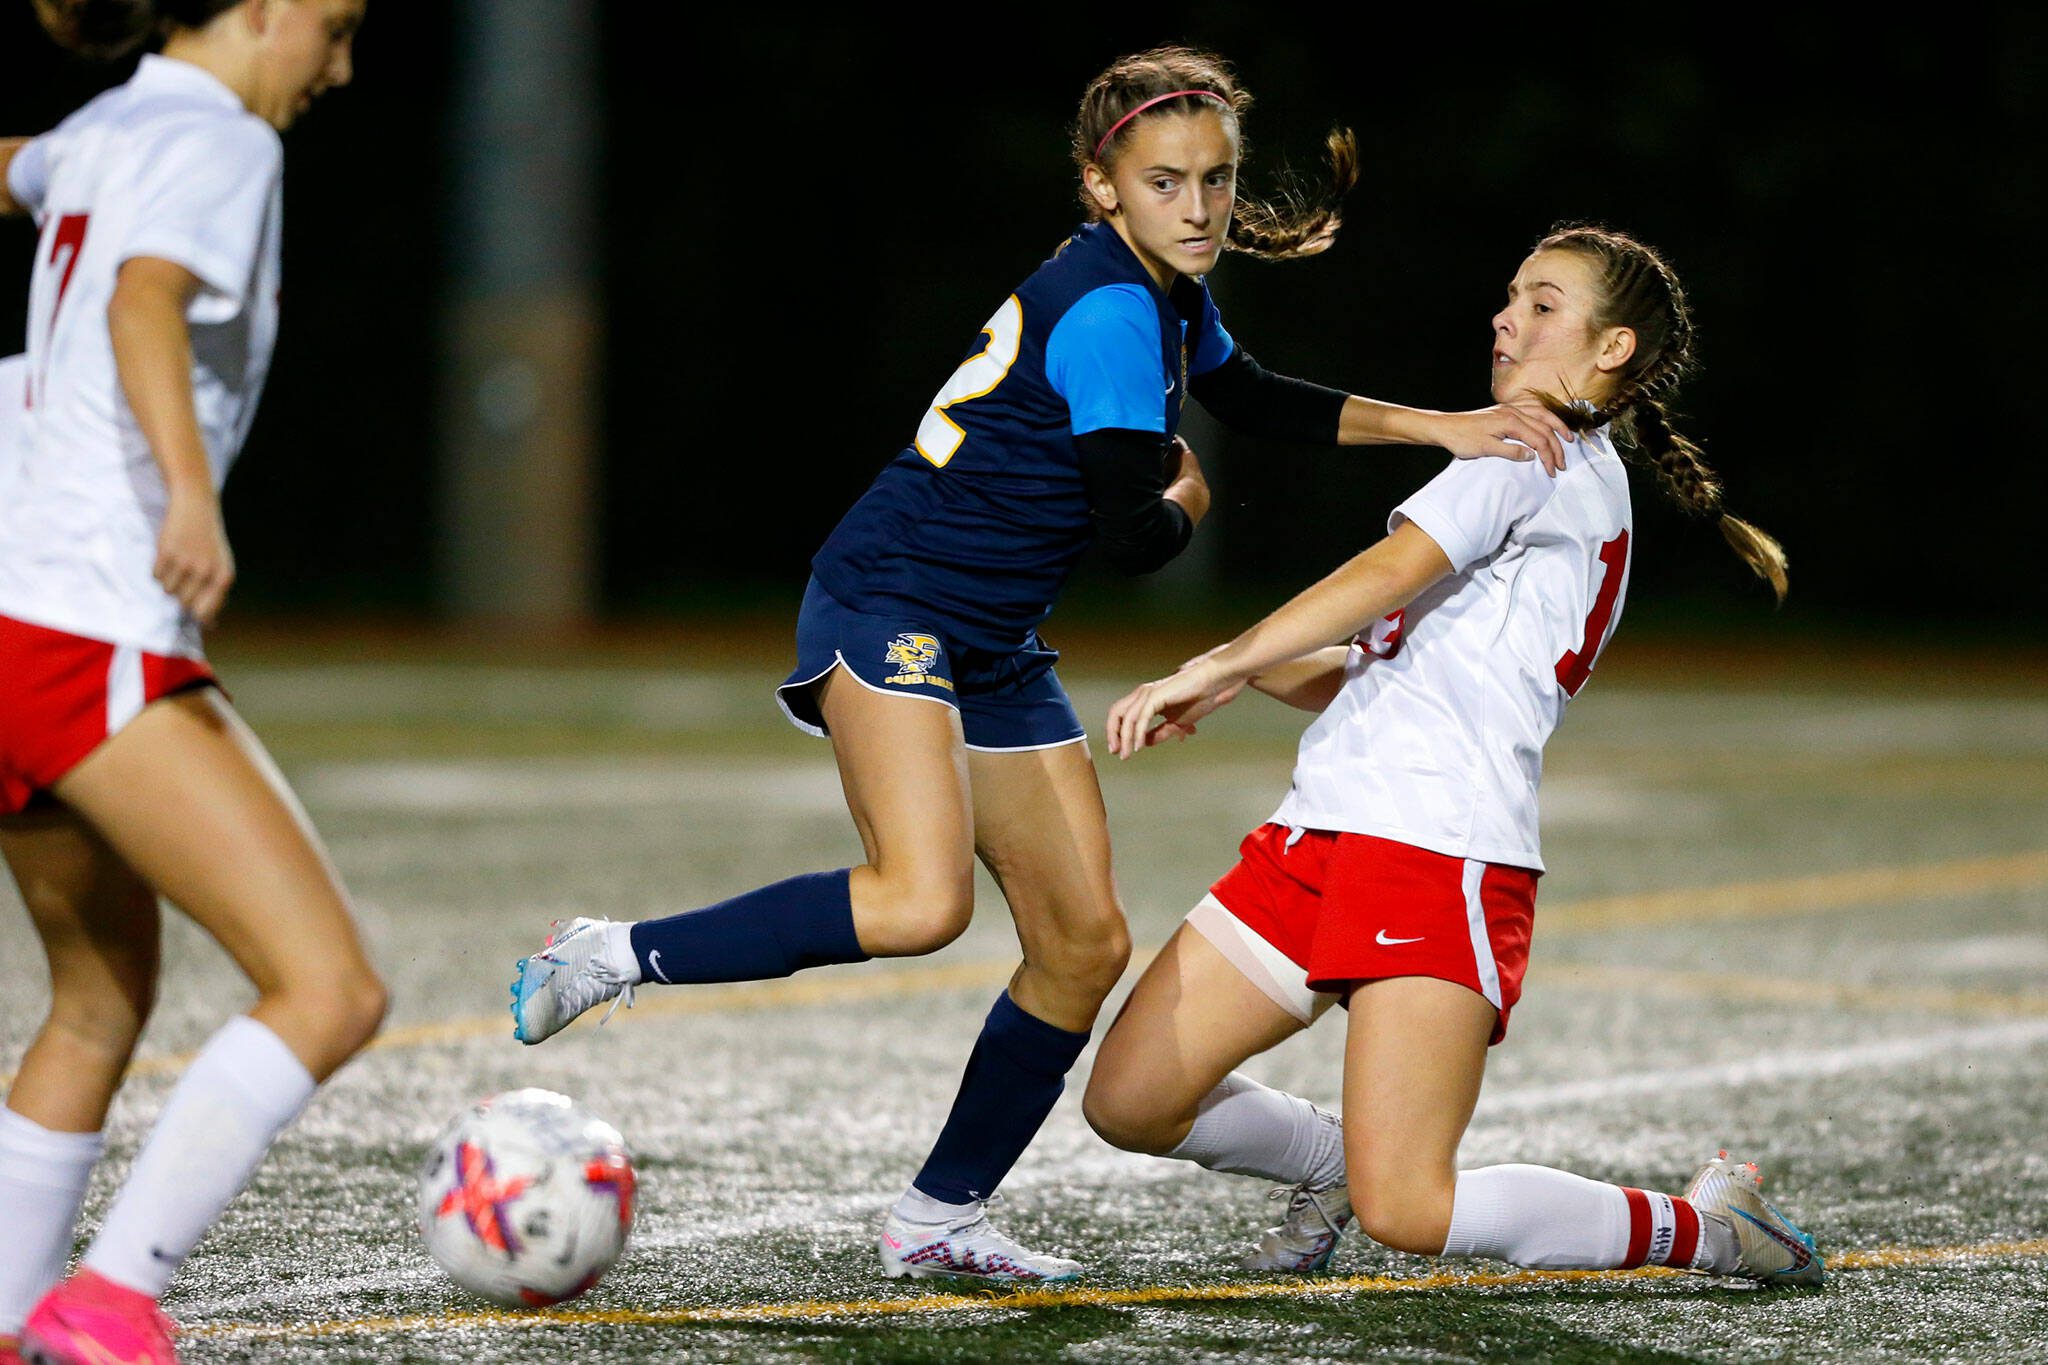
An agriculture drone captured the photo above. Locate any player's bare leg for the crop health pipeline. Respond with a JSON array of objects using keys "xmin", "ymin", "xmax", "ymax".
[
  {"xmin": 22, "ymin": 688, "xmax": 386, "ymax": 1358},
  {"xmin": 1341, "ymin": 976, "xmax": 1494, "ymax": 1255},
  {"xmin": 53, "ymin": 689, "xmax": 385, "ymax": 1081},
  {"xmin": 1084, "ymin": 923, "xmax": 1305, "ymax": 1154},
  {"xmin": 967, "ymin": 737, "xmax": 1128, "ymax": 1032},
  {"xmin": 822, "ymin": 668, "xmax": 976, "ymax": 957},
  {"xmin": 0, "ymin": 812, "xmax": 157, "ymax": 1347},
  {"xmin": 1086, "ymin": 924, "xmax": 1347, "ymax": 1271},
  {"xmin": 2, "ymin": 811, "xmax": 159, "ymax": 1132}
]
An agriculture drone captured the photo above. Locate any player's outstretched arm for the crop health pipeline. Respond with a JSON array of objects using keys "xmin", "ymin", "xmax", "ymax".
[
  {"xmin": 1187, "ymin": 349, "xmax": 1574, "ymax": 473},
  {"xmin": 1248, "ymin": 646, "xmax": 1354, "ymax": 712},
  {"xmin": 0, "ymin": 138, "xmax": 33, "ymax": 216},
  {"xmin": 1107, "ymin": 522, "xmax": 1452, "ymax": 759},
  {"xmin": 1338, "ymin": 394, "xmax": 1575, "ymax": 474}
]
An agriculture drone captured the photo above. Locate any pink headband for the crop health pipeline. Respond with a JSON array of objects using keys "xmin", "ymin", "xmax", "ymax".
[{"xmin": 1093, "ymin": 89, "xmax": 1230, "ymax": 160}]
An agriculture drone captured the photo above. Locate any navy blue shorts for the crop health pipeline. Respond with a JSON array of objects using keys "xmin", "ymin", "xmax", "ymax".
[{"xmin": 775, "ymin": 578, "xmax": 1086, "ymax": 753}]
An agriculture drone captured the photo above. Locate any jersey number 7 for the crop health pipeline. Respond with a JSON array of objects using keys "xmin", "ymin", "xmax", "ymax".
[
  {"xmin": 1555, "ymin": 530, "xmax": 1629, "ymax": 698},
  {"xmin": 29, "ymin": 213, "xmax": 91, "ymax": 410}
]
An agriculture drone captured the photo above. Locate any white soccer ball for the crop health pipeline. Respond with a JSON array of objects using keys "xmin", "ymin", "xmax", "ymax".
[{"xmin": 417, "ymin": 1088, "xmax": 636, "ymax": 1308}]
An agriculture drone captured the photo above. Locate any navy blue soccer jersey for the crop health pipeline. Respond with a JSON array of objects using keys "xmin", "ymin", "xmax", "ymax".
[{"xmin": 810, "ymin": 222, "xmax": 1236, "ymax": 651}]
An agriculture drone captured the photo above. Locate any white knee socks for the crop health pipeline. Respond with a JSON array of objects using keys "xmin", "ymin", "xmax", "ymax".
[
  {"xmin": 82, "ymin": 1016, "xmax": 316, "ymax": 1297},
  {"xmin": 0, "ymin": 1107, "xmax": 103, "ymax": 1335},
  {"xmin": 1442, "ymin": 1164, "xmax": 1737, "ymax": 1272},
  {"xmin": 1164, "ymin": 1072, "xmax": 1345, "ymax": 1190}
]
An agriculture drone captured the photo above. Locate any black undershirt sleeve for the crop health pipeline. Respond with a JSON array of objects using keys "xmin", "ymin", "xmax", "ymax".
[
  {"xmin": 1187, "ymin": 347, "xmax": 1349, "ymax": 445},
  {"xmin": 1073, "ymin": 427, "xmax": 1193, "ymax": 576}
]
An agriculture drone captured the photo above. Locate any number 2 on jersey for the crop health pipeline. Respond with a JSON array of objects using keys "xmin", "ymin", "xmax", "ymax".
[
  {"xmin": 1555, "ymin": 530, "xmax": 1630, "ymax": 697},
  {"xmin": 914, "ymin": 295, "xmax": 1022, "ymax": 468}
]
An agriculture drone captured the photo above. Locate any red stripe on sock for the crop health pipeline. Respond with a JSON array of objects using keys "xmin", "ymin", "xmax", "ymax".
[
  {"xmin": 1620, "ymin": 1187, "xmax": 1651, "ymax": 1268},
  {"xmin": 1668, "ymin": 1197, "xmax": 1701, "ymax": 1268}
]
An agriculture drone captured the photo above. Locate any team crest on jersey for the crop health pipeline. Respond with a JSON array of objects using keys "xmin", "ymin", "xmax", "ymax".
[{"xmin": 882, "ymin": 634, "xmax": 954, "ymax": 691}]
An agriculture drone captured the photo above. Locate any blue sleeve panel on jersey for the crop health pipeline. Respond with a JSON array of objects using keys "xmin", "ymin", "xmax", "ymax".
[
  {"xmin": 1044, "ymin": 283, "xmax": 1169, "ymax": 437},
  {"xmin": 1188, "ymin": 279, "xmax": 1237, "ymax": 378}
]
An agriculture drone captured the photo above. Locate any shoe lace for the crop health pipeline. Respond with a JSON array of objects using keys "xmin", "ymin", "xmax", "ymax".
[
  {"xmin": 553, "ymin": 940, "xmax": 636, "ymax": 1027},
  {"xmin": 1267, "ymin": 1184, "xmax": 1343, "ymax": 1240}
]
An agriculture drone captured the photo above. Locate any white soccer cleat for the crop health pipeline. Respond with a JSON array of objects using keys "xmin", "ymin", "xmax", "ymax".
[
  {"xmin": 878, "ymin": 1202, "xmax": 1084, "ymax": 1284},
  {"xmin": 1241, "ymin": 1180, "xmax": 1352, "ymax": 1273},
  {"xmin": 1684, "ymin": 1151, "xmax": 1824, "ymax": 1287},
  {"xmin": 509, "ymin": 917, "xmax": 636, "ymax": 1045}
]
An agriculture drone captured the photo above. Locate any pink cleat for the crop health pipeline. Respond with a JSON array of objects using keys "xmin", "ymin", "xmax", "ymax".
[{"xmin": 21, "ymin": 1269, "xmax": 178, "ymax": 1365}]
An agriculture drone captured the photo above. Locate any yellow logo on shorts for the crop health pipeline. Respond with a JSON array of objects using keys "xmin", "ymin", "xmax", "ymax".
[{"xmin": 882, "ymin": 633, "xmax": 954, "ymax": 691}]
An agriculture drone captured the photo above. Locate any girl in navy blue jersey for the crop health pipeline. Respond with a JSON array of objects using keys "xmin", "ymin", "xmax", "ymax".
[{"xmin": 511, "ymin": 45, "xmax": 1576, "ymax": 1283}]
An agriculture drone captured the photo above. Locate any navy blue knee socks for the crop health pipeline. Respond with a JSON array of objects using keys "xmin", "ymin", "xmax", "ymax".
[
  {"xmin": 911, "ymin": 992, "xmax": 1092, "ymax": 1206},
  {"xmin": 628, "ymin": 869, "xmax": 867, "ymax": 984}
]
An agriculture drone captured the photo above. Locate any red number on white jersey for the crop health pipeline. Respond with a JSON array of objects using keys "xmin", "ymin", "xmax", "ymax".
[
  {"xmin": 1555, "ymin": 530, "xmax": 1629, "ymax": 697},
  {"xmin": 29, "ymin": 213, "xmax": 91, "ymax": 409}
]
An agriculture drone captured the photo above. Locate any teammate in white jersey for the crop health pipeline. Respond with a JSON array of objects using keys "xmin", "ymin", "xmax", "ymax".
[
  {"xmin": 1083, "ymin": 226, "xmax": 1821, "ymax": 1289},
  {"xmin": 0, "ymin": 5, "xmax": 376, "ymax": 1363}
]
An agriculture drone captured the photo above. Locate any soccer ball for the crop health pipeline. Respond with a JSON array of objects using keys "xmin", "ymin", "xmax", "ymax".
[{"xmin": 417, "ymin": 1088, "xmax": 636, "ymax": 1308}]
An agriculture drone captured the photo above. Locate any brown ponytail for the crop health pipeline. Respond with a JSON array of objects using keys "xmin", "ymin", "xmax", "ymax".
[
  {"xmin": 34, "ymin": 0, "xmax": 244, "ymax": 60},
  {"xmin": 1537, "ymin": 224, "xmax": 1789, "ymax": 603},
  {"xmin": 1072, "ymin": 46, "xmax": 1359, "ymax": 263}
]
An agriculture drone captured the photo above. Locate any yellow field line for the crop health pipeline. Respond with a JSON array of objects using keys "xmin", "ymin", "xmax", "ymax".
[
  {"xmin": 6, "ymin": 847, "xmax": 2044, "ymax": 1090},
  {"xmin": 182, "ymin": 1237, "xmax": 2048, "ymax": 1341},
  {"xmin": 1541, "ymin": 848, "xmax": 2048, "ymax": 935}
]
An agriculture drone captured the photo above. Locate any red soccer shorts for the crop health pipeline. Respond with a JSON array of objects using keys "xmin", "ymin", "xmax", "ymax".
[
  {"xmin": 0, "ymin": 613, "xmax": 216, "ymax": 815},
  {"xmin": 1204, "ymin": 822, "xmax": 1538, "ymax": 1044}
]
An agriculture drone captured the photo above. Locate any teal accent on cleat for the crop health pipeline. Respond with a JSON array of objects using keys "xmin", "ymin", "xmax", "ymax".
[
  {"xmin": 508, "ymin": 918, "xmax": 635, "ymax": 1046},
  {"xmin": 1684, "ymin": 1153, "xmax": 1824, "ymax": 1287}
]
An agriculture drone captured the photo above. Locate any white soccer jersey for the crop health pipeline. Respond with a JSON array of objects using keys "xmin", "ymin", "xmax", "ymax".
[
  {"xmin": 1270, "ymin": 427, "xmax": 1634, "ymax": 871},
  {"xmin": 0, "ymin": 355, "xmax": 24, "ymax": 499},
  {"xmin": 0, "ymin": 55, "xmax": 283, "ymax": 658}
]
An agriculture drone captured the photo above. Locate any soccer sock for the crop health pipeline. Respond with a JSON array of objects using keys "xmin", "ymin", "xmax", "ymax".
[
  {"xmin": 1164, "ymin": 1072, "xmax": 1346, "ymax": 1190},
  {"xmin": 628, "ymin": 869, "xmax": 867, "ymax": 985},
  {"xmin": 1441, "ymin": 1164, "xmax": 1737, "ymax": 1271},
  {"xmin": 83, "ymin": 1016, "xmax": 316, "ymax": 1297},
  {"xmin": 906, "ymin": 992, "xmax": 1091, "ymax": 1208},
  {"xmin": 0, "ymin": 1107, "xmax": 103, "ymax": 1335}
]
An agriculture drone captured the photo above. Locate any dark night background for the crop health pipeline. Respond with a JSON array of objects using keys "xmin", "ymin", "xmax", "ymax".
[{"xmin": 2, "ymin": 6, "xmax": 2043, "ymax": 638}]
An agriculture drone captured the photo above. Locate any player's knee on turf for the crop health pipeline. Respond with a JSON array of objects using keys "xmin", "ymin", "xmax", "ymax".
[{"xmin": 1349, "ymin": 1158, "xmax": 1456, "ymax": 1256}]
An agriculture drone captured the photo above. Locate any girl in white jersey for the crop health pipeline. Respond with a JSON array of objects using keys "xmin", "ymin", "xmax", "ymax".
[
  {"xmin": 0, "ymin": 4, "xmax": 376, "ymax": 1363},
  {"xmin": 1082, "ymin": 227, "xmax": 1819, "ymax": 1289}
]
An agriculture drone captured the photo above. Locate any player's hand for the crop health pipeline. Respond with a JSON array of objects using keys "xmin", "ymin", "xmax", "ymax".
[
  {"xmin": 155, "ymin": 492, "xmax": 235, "ymax": 627},
  {"xmin": 1423, "ymin": 399, "xmax": 1575, "ymax": 476},
  {"xmin": 1106, "ymin": 655, "xmax": 1245, "ymax": 759},
  {"xmin": 1164, "ymin": 435, "xmax": 1212, "ymax": 526}
]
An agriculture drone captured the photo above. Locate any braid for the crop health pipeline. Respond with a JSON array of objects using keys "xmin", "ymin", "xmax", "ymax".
[
  {"xmin": 1539, "ymin": 223, "xmax": 1788, "ymax": 603},
  {"xmin": 1224, "ymin": 128, "xmax": 1359, "ymax": 262}
]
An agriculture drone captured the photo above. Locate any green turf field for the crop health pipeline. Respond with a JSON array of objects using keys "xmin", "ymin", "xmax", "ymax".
[{"xmin": 4, "ymin": 638, "xmax": 2045, "ymax": 1363}]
